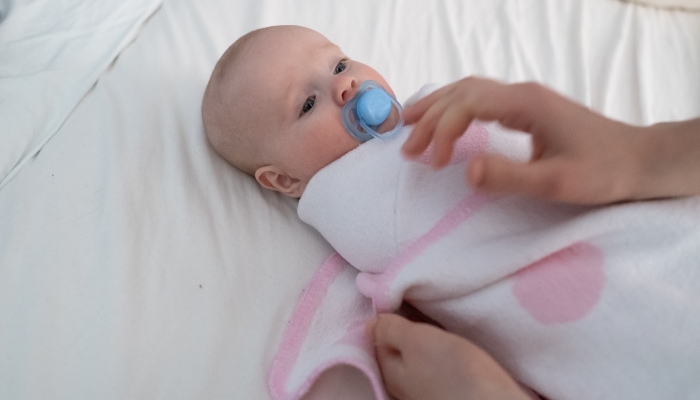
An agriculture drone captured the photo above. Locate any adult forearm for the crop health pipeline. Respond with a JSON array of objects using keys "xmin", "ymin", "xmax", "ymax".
[{"xmin": 633, "ymin": 118, "xmax": 700, "ymax": 200}]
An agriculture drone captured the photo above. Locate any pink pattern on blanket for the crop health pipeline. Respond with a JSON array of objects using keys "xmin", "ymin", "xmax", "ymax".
[
  {"xmin": 366, "ymin": 191, "xmax": 494, "ymax": 312},
  {"xmin": 512, "ymin": 242, "xmax": 605, "ymax": 324},
  {"xmin": 414, "ymin": 121, "xmax": 489, "ymax": 165},
  {"xmin": 268, "ymin": 253, "xmax": 387, "ymax": 400}
]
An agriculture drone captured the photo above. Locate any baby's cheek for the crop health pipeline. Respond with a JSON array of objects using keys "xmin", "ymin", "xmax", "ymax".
[
  {"xmin": 359, "ymin": 63, "xmax": 391, "ymax": 95},
  {"xmin": 295, "ymin": 132, "xmax": 349, "ymax": 179},
  {"xmin": 326, "ymin": 126, "xmax": 358, "ymax": 162}
]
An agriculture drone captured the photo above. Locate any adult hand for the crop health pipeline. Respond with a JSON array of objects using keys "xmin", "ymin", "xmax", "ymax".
[
  {"xmin": 402, "ymin": 77, "xmax": 700, "ymax": 204},
  {"xmin": 366, "ymin": 313, "xmax": 533, "ymax": 400}
]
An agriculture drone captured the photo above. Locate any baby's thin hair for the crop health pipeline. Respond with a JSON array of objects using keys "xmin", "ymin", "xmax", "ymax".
[{"xmin": 201, "ymin": 28, "xmax": 270, "ymax": 176}]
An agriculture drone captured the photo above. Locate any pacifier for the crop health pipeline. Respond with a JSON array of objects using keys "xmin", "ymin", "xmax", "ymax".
[{"xmin": 341, "ymin": 80, "xmax": 404, "ymax": 143}]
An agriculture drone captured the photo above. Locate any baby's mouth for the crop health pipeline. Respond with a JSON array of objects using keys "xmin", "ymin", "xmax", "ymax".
[
  {"xmin": 372, "ymin": 106, "xmax": 401, "ymax": 135},
  {"xmin": 341, "ymin": 80, "xmax": 404, "ymax": 143}
]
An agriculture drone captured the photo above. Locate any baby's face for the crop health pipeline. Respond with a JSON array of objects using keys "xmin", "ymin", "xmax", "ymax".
[{"xmin": 235, "ymin": 26, "xmax": 394, "ymax": 197}]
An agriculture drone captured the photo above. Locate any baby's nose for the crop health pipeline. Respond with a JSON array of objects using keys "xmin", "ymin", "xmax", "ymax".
[{"xmin": 337, "ymin": 77, "xmax": 359, "ymax": 105}]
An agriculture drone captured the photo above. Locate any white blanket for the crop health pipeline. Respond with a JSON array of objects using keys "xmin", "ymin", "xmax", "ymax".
[
  {"xmin": 275, "ymin": 121, "xmax": 700, "ymax": 400},
  {"xmin": 3, "ymin": 0, "xmax": 699, "ymax": 399}
]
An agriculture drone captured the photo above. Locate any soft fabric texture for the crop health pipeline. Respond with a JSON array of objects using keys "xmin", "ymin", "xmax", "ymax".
[
  {"xmin": 2, "ymin": 0, "xmax": 699, "ymax": 399},
  {"xmin": 626, "ymin": 0, "xmax": 700, "ymax": 10},
  {"xmin": 276, "ymin": 118, "xmax": 700, "ymax": 400},
  {"xmin": 0, "ymin": 0, "xmax": 163, "ymax": 188}
]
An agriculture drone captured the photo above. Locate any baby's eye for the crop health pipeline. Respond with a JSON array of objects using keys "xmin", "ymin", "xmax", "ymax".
[
  {"xmin": 300, "ymin": 96, "xmax": 315, "ymax": 116},
  {"xmin": 334, "ymin": 59, "xmax": 348, "ymax": 75}
]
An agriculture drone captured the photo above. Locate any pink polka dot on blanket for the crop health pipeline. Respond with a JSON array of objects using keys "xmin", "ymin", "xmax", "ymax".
[
  {"xmin": 512, "ymin": 242, "xmax": 605, "ymax": 325},
  {"xmin": 414, "ymin": 122, "xmax": 489, "ymax": 165}
]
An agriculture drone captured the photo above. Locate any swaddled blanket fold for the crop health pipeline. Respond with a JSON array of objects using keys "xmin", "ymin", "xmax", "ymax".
[{"xmin": 270, "ymin": 103, "xmax": 700, "ymax": 400}]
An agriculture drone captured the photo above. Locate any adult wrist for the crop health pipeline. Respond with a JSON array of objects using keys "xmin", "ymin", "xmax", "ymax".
[
  {"xmin": 633, "ymin": 118, "xmax": 700, "ymax": 200},
  {"xmin": 629, "ymin": 124, "xmax": 663, "ymax": 200}
]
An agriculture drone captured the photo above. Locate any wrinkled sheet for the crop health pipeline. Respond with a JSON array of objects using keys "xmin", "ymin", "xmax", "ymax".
[
  {"xmin": 0, "ymin": 0, "xmax": 699, "ymax": 399},
  {"xmin": 0, "ymin": 0, "xmax": 163, "ymax": 187}
]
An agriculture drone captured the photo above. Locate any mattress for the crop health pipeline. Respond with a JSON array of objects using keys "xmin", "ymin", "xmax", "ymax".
[{"xmin": 1, "ymin": 0, "xmax": 698, "ymax": 398}]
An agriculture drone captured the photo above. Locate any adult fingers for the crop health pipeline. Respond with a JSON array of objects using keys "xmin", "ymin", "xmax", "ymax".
[
  {"xmin": 404, "ymin": 78, "xmax": 537, "ymax": 164},
  {"xmin": 402, "ymin": 96, "xmax": 452, "ymax": 158},
  {"xmin": 371, "ymin": 314, "xmax": 414, "ymax": 349},
  {"xmin": 368, "ymin": 314, "xmax": 414, "ymax": 399},
  {"xmin": 403, "ymin": 84, "xmax": 451, "ymax": 124},
  {"xmin": 451, "ymin": 80, "xmax": 562, "ymax": 139},
  {"xmin": 430, "ymin": 102, "xmax": 477, "ymax": 168},
  {"xmin": 375, "ymin": 345, "xmax": 409, "ymax": 400},
  {"xmin": 479, "ymin": 81, "xmax": 558, "ymax": 132},
  {"xmin": 467, "ymin": 153, "xmax": 562, "ymax": 200}
]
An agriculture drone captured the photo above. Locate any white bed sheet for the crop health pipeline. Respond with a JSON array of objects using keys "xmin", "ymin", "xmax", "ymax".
[
  {"xmin": 1, "ymin": 0, "xmax": 698, "ymax": 399},
  {"xmin": 0, "ymin": 0, "xmax": 163, "ymax": 188}
]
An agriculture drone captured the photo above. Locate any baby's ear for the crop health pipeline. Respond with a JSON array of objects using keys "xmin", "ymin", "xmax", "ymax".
[{"xmin": 255, "ymin": 165, "xmax": 303, "ymax": 198}]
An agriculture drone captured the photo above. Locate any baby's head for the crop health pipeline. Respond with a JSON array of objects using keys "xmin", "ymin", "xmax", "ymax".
[{"xmin": 202, "ymin": 25, "xmax": 394, "ymax": 198}]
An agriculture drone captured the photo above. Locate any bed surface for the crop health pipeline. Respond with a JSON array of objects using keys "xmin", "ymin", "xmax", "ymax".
[{"xmin": 1, "ymin": 0, "xmax": 699, "ymax": 398}]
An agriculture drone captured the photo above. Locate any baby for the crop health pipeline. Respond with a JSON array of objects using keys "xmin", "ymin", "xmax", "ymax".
[
  {"xmin": 203, "ymin": 26, "xmax": 700, "ymax": 400},
  {"xmin": 202, "ymin": 25, "xmax": 393, "ymax": 198}
]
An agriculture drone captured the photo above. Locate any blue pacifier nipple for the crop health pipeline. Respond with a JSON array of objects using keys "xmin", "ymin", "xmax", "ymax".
[
  {"xmin": 341, "ymin": 80, "xmax": 404, "ymax": 143},
  {"xmin": 357, "ymin": 89, "xmax": 392, "ymax": 126}
]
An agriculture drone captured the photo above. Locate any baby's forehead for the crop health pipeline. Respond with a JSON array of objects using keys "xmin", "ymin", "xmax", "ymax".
[
  {"xmin": 230, "ymin": 30, "xmax": 336, "ymax": 102},
  {"xmin": 221, "ymin": 27, "xmax": 342, "ymax": 131},
  {"xmin": 255, "ymin": 29, "xmax": 336, "ymax": 64},
  {"xmin": 220, "ymin": 58, "xmax": 283, "ymax": 138}
]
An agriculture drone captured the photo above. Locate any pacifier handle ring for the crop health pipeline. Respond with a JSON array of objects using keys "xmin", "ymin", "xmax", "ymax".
[{"xmin": 359, "ymin": 120, "xmax": 380, "ymax": 139}]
